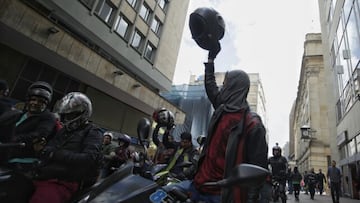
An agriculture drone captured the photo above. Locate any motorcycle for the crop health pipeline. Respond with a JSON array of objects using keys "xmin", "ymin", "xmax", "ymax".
[
  {"xmin": 0, "ymin": 118, "xmax": 270, "ymax": 203},
  {"xmin": 73, "ymin": 117, "xmax": 270, "ymax": 203},
  {"xmin": 271, "ymin": 177, "xmax": 286, "ymax": 203},
  {"xmin": 0, "ymin": 142, "xmax": 39, "ymax": 203}
]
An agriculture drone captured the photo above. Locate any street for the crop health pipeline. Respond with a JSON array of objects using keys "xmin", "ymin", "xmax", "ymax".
[{"xmin": 283, "ymin": 192, "xmax": 359, "ymax": 203}]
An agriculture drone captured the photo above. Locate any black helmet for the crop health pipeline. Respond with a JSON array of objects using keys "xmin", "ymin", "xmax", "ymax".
[
  {"xmin": 56, "ymin": 92, "xmax": 92, "ymax": 131},
  {"xmin": 152, "ymin": 108, "xmax": 175, "ymax": 128},
  {"xmin": 118, "ymin": 133, "xmax": 131, "ymax": 148},
  {"xmin": 189, "ymin": 7, "xmax": 225, "ymax": 50},
  {"xmin": 272, "ymin": 143, "xmax": 281, "ymax": 157},
  {"xmin": 27, "ymin": 81, "xmax": 53, "ymax": 103}
]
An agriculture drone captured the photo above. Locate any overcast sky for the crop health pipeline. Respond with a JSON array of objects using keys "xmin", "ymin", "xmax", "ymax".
[{"xmin": 172, "ymin": 0, "xmax": 321, "ymax": 150}]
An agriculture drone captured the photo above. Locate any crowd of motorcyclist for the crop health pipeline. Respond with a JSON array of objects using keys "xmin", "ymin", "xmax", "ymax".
[
  {"xmin": 0, "ymin": 79, "xmax": 202, "ymax": 203},
  {"xmin": 0, "ymin": 80, "xmax": 337, "ymax": 203}
]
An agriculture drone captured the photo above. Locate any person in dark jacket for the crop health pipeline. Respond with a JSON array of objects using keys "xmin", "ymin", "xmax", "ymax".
[
  {"xmin": 30, "ymin": 92, "xmax": 103, "ymax": 203},
  {"xmin": 316, "ymin": 168, "xmax": 326, "ymax": 195},
  {"xmin": 167, "ymin": 132, "xmax": 199, "ymax": 181},
  {"xmin": 291, "ymin": 166, "xmax": 302, "ymax": 201},
  {"xmin": 168, "ymin": 42, "xmax": 267, "ymax": 203},
  {"xmin": 7, "ymin": 81, "xmax": 57, "ymax": 159},
  {"xmin": 307, "ymin": 168, "xmax": 318, "ymax": 200},
  {"xmin": 268, "ymin": 143, "xmax": 288, "ymax": 202},
  {"xmin": 152, "ymin": 108, "xmax": 178, "ymax": 164}
]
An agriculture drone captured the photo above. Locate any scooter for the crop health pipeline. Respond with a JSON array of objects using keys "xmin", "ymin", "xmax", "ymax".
[{"xmin": 73, "ymin": 117, "xmax": 270, "ymax": 203}]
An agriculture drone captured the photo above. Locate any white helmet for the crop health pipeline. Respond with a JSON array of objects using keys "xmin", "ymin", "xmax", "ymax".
[{"xmin": 57, "ymin": 92, "xmax": 92, "ymax": 131}]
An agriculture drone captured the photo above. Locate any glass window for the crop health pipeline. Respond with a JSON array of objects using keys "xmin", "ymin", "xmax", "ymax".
[
  {"xmin": 95, "ymin": 0, "xmax": 116, "ymax": 25},
  {"xmin": 348, "ymin": 138, "xmax": 356, "ymax": 156},
  {"xmin": 126, "ymin": 0, "xmax": 137, "ymax": 8},
  {"xmin": 79, "ymin": 0, "xmax": 96, "ymax": 9},
  {"xmin": 144, "ymin": 42, "xmax": 156, "ymax": 62},
  {"xmin": 131, "ymin": 30, "xmax": 144, "ymax": 51},
  {"xmin": 158, "ymin": 0, "xmax": 168, "ymax": 10},
  {"xmin": 139, "ymin": 3, "xmax": 151, "ymax": 23},
  {"xmin": 347, "ymin": 4, "xmax": 360, "ymax": 70},
  {"xmin": 115, "ymin": 15, "xmax": 130, "ymax": 38},
  {"xmin": 151, "ymin": 17, "xmax": 162, "ymax": 35}
]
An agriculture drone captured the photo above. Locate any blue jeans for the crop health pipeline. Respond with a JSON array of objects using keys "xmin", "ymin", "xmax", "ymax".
[{"xmin": 164, "ymin": 180, "xmax": 221, "ymax": 203}]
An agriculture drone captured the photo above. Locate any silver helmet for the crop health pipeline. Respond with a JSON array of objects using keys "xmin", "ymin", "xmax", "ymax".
[{"xmin": 56, "ymin": 92, "xmax": 92, "ymax": 131}]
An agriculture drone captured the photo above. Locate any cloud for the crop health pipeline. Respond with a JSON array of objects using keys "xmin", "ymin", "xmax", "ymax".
[{"xmin": 173, "ymin": 0, "xmax": 321, "ymax": 150}]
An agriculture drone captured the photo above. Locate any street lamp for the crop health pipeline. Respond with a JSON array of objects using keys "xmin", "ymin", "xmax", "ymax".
[{"xmin": 300, "ymin": 125, "xmax": 316, "ymax": 140}]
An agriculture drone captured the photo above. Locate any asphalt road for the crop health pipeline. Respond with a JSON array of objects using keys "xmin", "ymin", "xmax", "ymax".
[{"xmin": 282, "ymin": 191, "xmax": 359, "ymax": 203}]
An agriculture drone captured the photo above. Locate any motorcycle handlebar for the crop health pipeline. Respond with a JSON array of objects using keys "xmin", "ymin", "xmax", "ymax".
[{"xmin": 0, "ymin": 142, "xmax": 26, "ymax": 148}]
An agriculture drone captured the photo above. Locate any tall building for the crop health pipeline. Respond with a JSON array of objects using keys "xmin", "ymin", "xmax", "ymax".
[
  {"xmin": 162, "ymin": 72, "xmax": 269, "ymax": 144},
  {"xmin": 290, "ymin": 33, "xmax": 332, "ymax": 177},
  {"xmin": 0, "ymin": 0, "xmax": 189, "ymax": 137},
  {"xmin": 317, "ymin": 0, "xmax": 360, "ymax": 198}
]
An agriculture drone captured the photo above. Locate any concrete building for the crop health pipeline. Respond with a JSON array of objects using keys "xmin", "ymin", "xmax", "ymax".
[
  {"xmin": 290, "ymin": 33, "xmax": 332, "ymax": 178},
  {"xmin": 317, "ymin": 0, "xmax": 360, "ymax": 199},
  {"xmin": 161, "ymin": 72, "xmax": 269, "ymax": 144},
  {"xmin": 0, "ymin": 0, "xmax": 188, "ymax": 137}
]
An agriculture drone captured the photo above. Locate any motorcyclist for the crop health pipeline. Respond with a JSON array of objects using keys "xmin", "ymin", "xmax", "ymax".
[
  {"xmin": 152, "ymin": 108, "xmax": 178, "ymax": 164},
  {"xmin": 107, "ymin": 133, "xmax": 131, "ymax": 171},
  {"xmin": 268, "ymin": 143, "xmax": 288, "ymax": 202},
  {"xmin": 99, "ymin": 131, "xmax": 117, "ymax": 178},
  {"xmin": 9, "ymin": 81, "xmax": 57, "ymax": 158},
  {"xmin": 166, "ymin": 132, "xmax": 199, "ymax": 181},
  {"xmin": 30, "ymin": 91, "xmax": 103, "ymax": 203}
]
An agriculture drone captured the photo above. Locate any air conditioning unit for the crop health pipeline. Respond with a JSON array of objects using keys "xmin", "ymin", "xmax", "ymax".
[
  {"xmin": 343, "ymin": 49, "xmax": 351, "ymax": 60},
  {"xmin": 336, "ymin": 65, "xmax": 344, "ymax": 74}
]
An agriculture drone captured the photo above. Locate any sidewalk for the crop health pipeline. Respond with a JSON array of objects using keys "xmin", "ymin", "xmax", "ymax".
[{"xmin": 285, "ymin": 191, "xmax": 359, "ymax": 203}]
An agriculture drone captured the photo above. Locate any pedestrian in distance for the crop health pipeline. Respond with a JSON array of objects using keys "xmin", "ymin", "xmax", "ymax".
[
  {"xmin": 307, "ymin": 167, "xmax": 318, "ymax": 200},
  {"xmin": 317, "ymin": 168, "xmax": 327, "ymax": 195},
  {"xmin": 291, "ymin": 166, "xmax": 302, "ymax": 201},
  {"xmin": 327, "ymin": 160, "xmax": 342, "ymax": 203}
]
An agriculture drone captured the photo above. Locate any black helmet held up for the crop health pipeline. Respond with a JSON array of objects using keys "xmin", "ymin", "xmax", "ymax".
[
  {"xmin": 27, "ymin": 81, "xmax": 53, "ymax": 103},
  {"xmin": 189, "ymin": 7, "xmax": 225, "ymax": 50},
  {"xmin": 152, "ymin": 108, "xmax": 175, "ymax": 128}
]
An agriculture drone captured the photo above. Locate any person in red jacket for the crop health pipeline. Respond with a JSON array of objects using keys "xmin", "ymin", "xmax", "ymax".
[{"xmin": 167, "ymin": 42, "xmax": 268, "ymax": 203}]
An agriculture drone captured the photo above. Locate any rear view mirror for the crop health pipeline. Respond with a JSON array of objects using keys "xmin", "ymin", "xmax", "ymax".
[{"xmin": 137, "ymin": 117, "xmax": 151, "ymax": 146}]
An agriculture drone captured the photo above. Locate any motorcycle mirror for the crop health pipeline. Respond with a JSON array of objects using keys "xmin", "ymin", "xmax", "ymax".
[
  {"xmin": 178, "ymin": 161, "xmax": 193, "ymax": 168},
  {"xmin": 137, "ymin": 117, "xmax": 151, "ymax": 146},
  {"xmin": 202, "ymin": 163, "xmax": 270, "ymax": 188}
]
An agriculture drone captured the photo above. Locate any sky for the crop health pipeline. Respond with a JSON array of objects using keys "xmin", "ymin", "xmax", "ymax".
[{"xmin": 172, "ymin": 0, "xmax": 321, "ymax": 150}]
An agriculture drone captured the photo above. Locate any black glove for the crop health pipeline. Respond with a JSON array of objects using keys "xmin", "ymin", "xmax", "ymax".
[
  {"xmin": 39, "ymin": 146, "xmax": 56, "ymax": 161},
  {"xmin": 208, "ymin": 42, "xmax": 221, "ymax": 60}
]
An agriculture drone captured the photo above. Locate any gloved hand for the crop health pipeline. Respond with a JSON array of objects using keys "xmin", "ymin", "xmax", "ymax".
[
  {"xmin": 39, "ymin": 146, "xmax": 56, "ymax": 161},
  {"xmin": 32, "ymin": 137, "xmax": 47, "ymax": 152},
  {"xmin": 208, "ymin": 42, "xmax": 221, "ymax": 60}
]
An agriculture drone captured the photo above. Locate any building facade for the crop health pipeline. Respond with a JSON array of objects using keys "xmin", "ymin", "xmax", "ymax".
[
  {"xmin": 0, "ymin": 0, "xmax": 188, "ymax": 137},
  {"xmin": 317, "ymin": 0, "xmax": 360, "ymax": 198},
  {"xmin": 162, "ymin": 72, "xmax": 269, "ymax": 144},
  {"xmin": 290, "ymin": 33, "xmax": 332, "ymax": 180}
]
